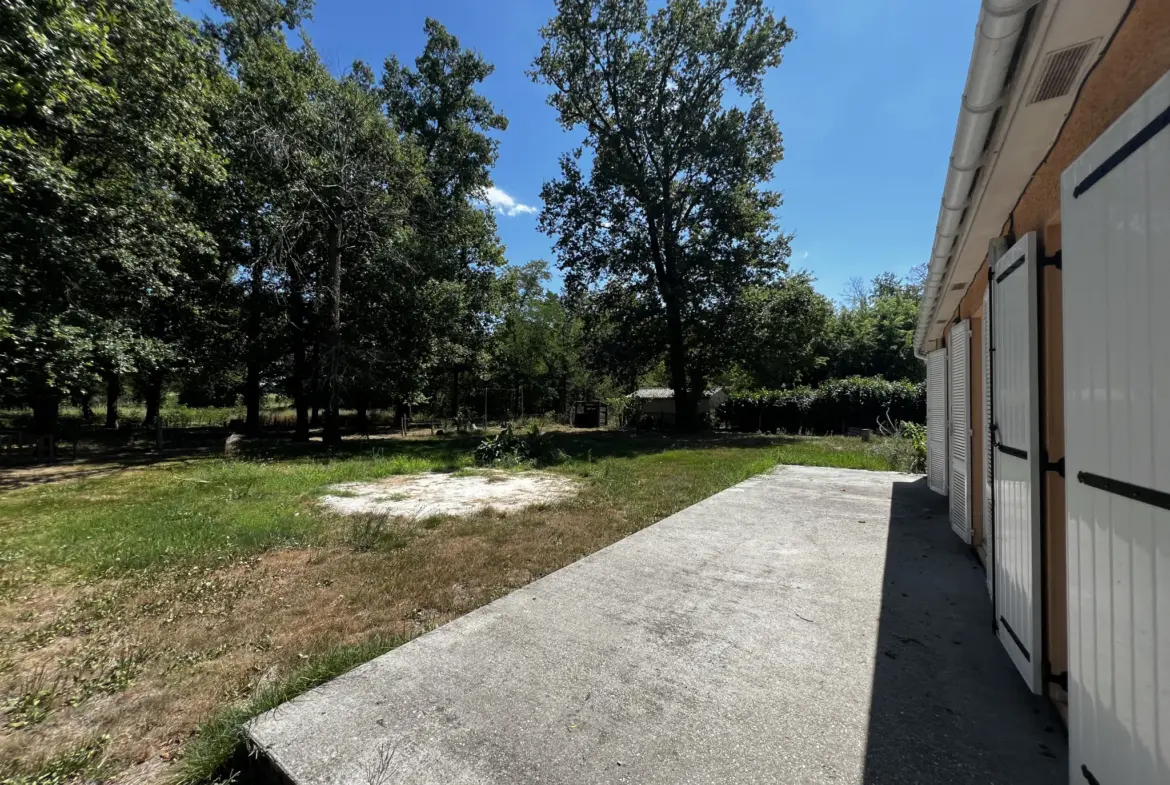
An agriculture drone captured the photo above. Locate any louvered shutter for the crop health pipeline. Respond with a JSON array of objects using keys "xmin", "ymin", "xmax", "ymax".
[
  {"xmin": 949, "ymin": 321, "xmax": 971, "ymax": 542},
  {"xmin": 982, "ymin": 286, "xmax": 993, "ymax": 595},
  {"xmin": 926, "ymin": 348, "xmax": 948, "ymax": 495}
]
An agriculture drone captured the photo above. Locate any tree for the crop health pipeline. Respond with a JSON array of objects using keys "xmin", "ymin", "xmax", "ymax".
[
  {"xmin": 1, "ymin": 0, "xmax": 228, "ymax": 432},
  {"xmin": 841, "ymin": 276, "xmax": 869, "ymax": 309},
  {"xmin": 828, "ymin": 271, "xmax": 924, "ymax": 383},
  {"xmin": 532, "ymin": 0, "xmax": 794, "ymax": 429},
  {"xmin": 484, "ymin": 261, "xmax": 590, "ymax": 416},
  {"xmin": 381, "ymin": 18, "xmax": 508, "ymax": 420},
  {"xmin": 730, "ymin": 272, "xmax": 833, "ymax": 389}
]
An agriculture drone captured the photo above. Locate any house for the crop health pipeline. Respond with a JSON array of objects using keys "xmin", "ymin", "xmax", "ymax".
[
  {"xmin": 919, "ymin": 1, "xmax": 1169, "ymax": 782},
  {"xmin": 630, "ymin": 387, "xmax": 729, "ymax": 418}
]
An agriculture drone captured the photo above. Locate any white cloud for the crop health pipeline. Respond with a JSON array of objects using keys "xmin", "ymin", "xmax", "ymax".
[
  {"xmin": 799, "ymin": 251, "xmax": 810, "ymax": 260},
  {"xmin": 484, "ymin": 185, "xmax": 538, "ymax": 217}
]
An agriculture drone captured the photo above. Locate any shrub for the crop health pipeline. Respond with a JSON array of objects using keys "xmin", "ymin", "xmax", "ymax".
[
  {"xmin": 900, "ymin": 421, "xmax": 927, "ymax": 472},
  {"xmin": 720, "ymin": 377, "xmax": 925, "ymax": 434},
  {"xmin": 474, "ymin": 424, "xmax": 565, "ymax": 467},
  {"xmin": 603, "ymin": 395, "xmax": 639, "ymax": 428},
  {"xmin": 872, "ymin": 421, "xmax": 928, "ymax": 473}
]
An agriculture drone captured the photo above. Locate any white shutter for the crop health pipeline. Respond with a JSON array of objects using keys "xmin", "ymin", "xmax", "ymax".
[
  {"xmin": 926, "ymin": 348, "xmax": 948, "ymax": 495},
  {"xmin": 990, "ymin": 231, "xmax": 1043, "ymax": 693},
  {"xmin": 949, "ymin": 320, "xmax": 971, "ymax": 542},
  {"xmin": 982, "ymin": 287, "xmax": 993, "ymax": 596},
  {"xmin": 1061, "ymin": 68, "xmax": 1170, "ymax": 785}
]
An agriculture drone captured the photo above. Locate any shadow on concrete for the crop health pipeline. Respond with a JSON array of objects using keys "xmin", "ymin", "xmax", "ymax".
[{"xmin": 861, "ymin": 477, "xmax": 1066, "ymax": 784}]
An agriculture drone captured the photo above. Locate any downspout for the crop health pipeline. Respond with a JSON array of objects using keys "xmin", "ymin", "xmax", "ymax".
[{"xmin": 914, "ymin": 0, "xmax": 1042, "ymax": 358}]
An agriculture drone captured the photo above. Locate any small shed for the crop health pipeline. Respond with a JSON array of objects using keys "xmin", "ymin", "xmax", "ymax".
[
  {"xmin": 571, "ymin": 401, "xmax": 608, "ymax": 428},
  {"xmin": 630, "ymin": 388, "xmax": 729, "ymax": 416}
]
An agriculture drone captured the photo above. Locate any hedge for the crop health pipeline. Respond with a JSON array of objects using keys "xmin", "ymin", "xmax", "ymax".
[{"xmin": 719, "ymin": 376, "xmax": 925, "ymax": 434}]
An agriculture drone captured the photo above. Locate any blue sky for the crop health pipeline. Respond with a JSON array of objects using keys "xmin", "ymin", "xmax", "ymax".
[{"xmin": 186, "ymin": 0, "xmax": 979, "ymax": 301}]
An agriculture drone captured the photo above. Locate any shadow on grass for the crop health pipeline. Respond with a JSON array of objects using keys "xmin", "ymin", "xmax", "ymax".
[
  {"xmin": 0, "ymin": 427, "xmax": 810, "ymax": 491},
  {"xmin": 235, "ymin": 429, "xmax": 804, "ymax": 466}
]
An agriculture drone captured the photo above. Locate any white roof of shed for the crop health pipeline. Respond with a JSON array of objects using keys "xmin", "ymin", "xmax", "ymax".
[{"xmin": 631, "ymin": 387, "xmax": 725, "ymax": 400}]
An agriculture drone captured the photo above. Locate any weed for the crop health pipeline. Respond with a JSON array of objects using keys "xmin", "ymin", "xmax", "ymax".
[
  {"xmin": 343, "ymin": 515, "xmax": 409, "ymax": 553},
  {"xmin": 2, "ymin": 669, "xmax": 57, "ymax": 729},
  {"xmin": 65, "ymin": 651, "xmax": 145, "ymax": 706},
  {"xmin": 364, "ymin": 740, "xmax": 401, "ymax": 785},
  {"xmin": 474, "ymin": 425, "xmax": 565, "ymax": 468},
  {"xmin": 0, "ymin": 736, "xmax": 110, "ymax": 785},
  {"xmin": 872, "ymin": 419, "xmax": 927, "ymax": 473}
]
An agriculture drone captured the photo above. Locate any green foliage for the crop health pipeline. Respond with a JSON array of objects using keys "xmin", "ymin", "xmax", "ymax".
[
  {"xmin": 826, "ymin": 271, "xmax": 925, "ymax": 383},
  {"xmin": 901, "ymin": 421, "xmax": 927, "ymax": 472},
  {"xmin": 474, "ymin": 424, "xmax": 565, "ymax": 467},
  {"xmin": 728, "ymin": 273, "xmax": 833, "ymax": 388},
  {"xmin": 871, "ymin": 421, "xmax": 927, "ymax": 473},
  {"xmin": 603, "ymin": 394, "xmax": 640, "ymax": 428},
  {"xmin": 720, "ymin": 377, "xmax": 925, "ymax": 434},
  {"xmin": 1, "ymin": 0, "xmax": 227, "ymax": 424}
]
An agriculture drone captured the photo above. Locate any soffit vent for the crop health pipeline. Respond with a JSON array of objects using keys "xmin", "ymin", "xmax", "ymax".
[{"xmin": 1028, "ymin": 40, "xmax": 1097, "ymax": 105}]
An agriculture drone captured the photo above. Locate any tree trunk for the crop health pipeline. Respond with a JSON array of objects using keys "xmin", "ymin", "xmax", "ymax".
[
  {"xmin": 322, "ymin": 217, "xmax": 343, "ymax": 446},
  {"xmin": 79, "ymin": 393, "xmax": 94, "ymax": 423},
  {"xmin": 289, "ymin": 263, "xmax": 311, "ymax": 442},
  {"xmin": 244, "ymin": 260, "xmax": 263, "ymax": 436},
  {"xmin": 647, "ymin": 218, "xmax": 694, "ymax": 431},
  {"xmin": 394, "ymin": 400, "xmax": 408, "ymax": 434},
  {"xmin": 142, "ymin": 372, "xmax": 163, "ymax": 427},
  {"xmin": 310, "ymin": 341, "xmax": 321, "ymax": 427},
  {"xmin": 105, "ymin": 373, "xmax": 120, "ymax": 429},
  {"xmin": 450, "ymin": 366, "xmax": 460, "ymax": 417},
  {"xmin": 691, "ymin": 371, "xmax": 708, "ymax": 426},
  {"xmin": 351, "ymin": 387, "xmax": 370, "ymax": 436},
  {"xmin": 663, "ymin": 299, "xmax": 693, "ymax": 430},
  {"xmin": 32, "ymin": 392, "xmax": 60, "ymax": 435}
]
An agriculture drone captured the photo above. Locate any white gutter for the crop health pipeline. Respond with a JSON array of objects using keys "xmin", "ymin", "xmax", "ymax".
[{"xmin": 914, "ymin": 0, "xmax": 1042, "ymax": 357}]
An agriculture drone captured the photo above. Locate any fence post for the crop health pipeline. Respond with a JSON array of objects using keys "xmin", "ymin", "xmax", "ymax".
[{"xmin": 155, "ymin": 416, "xmax": 163, "ymax": 451}]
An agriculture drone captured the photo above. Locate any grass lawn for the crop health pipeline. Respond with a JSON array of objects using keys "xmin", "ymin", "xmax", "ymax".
[{"xmin": 0, "ymin": 431, "xmax": 904, "ymax": 785}]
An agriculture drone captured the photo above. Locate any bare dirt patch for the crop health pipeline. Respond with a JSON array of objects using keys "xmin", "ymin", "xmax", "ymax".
[{"xmin": 319, "ymin": 470, "xmax": 579, "ymax": 519}]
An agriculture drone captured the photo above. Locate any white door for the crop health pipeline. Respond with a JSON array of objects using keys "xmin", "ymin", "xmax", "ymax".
[
  {"xmin": 991, "ymin": 231, "xmax": 1043, "ymax": 693},
  {"xmin": 949, "ymin": 321, "xmax": 971, "ymax": 542},
  {"xmin": 982, "ymin": 287, "xmax": 994, "ymax": 596},
  {"xmin": 1061, "ymin": 68, "xmax": 1170, "ymax": 785},
  {"xmin": 926, "ymin": 348, "xmax": 948, "ymax": 495}
]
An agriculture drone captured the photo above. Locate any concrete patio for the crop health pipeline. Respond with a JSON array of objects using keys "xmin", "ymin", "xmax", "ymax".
[{"xmin": 246, "ymin": 465, "xmax": 1065, "ymax": 784}]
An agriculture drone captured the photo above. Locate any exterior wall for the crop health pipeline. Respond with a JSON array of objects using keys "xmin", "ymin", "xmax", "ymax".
[
  {"xmin": 701, "ymin": 390, "xmax": 729, "ymax": 415},
  {"xmin": 638, "ymin": 396, "xmax": 724, "ymax": 416},
  {"xmin": 638, "ymin": 399, "xmax": 675, "ymax": 416},
  {"xmin": 939, "ymin": 0, "xmax": 1170, "ymax": 718},
  {"xmin": 1010, "ymin": 0, "xmax": 1170, "ymax": 239},
  {"xmin": 1005, "ymin": 0, "xmax": 1170, "ymax": 716}
]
